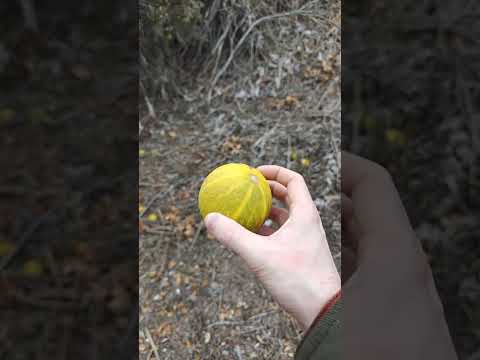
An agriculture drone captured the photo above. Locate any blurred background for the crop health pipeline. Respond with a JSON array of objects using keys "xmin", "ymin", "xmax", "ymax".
[
  {"xmin": 1, "ymin": 1, "xmax": 137, "ymax": 359},
  {"xmin": 139, "ymin": 1, "xmax": 341, "ymax": 358},
  {"xmin": 343, "ymin": 2, "xmax": 480, "ymax": 359}
]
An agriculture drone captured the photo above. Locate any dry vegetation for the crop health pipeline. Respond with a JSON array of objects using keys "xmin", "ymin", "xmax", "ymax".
[{"xmin": 139, "ymin": 1, "xmax": 340, "ymax": 358}]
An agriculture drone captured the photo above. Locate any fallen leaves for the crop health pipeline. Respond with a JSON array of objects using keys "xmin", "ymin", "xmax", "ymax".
[
  {"xmin": 0, "ymin": 240, "xmax": 14, "ymax": 256},
  {"xmin": 177, "ymin": 189, "xmax": 191, "ymax": 201},
  {"xmin": 302, "ymin": 54, "xmax": 336, "ymax": 82},
  {"xmin": 223, "ymin": 136, "xmax": 242, "ymax": 154},
  {"xmin": 301, "ymin": 158, "xmax": 311, "ymax": 167},
  {"xmin": 26, "ymin": 108, "xmax": 51, "ymax": 124},
  {"xmin": 147, "ymin": 213, "xmax": 159, "ymax": 222},
  {"xmin": 0, "ymin": 108, "xmax": 16, "ymax": 126},
  {"xmin": 385, "ymin": 129, "xmax": 407, "ymax": 146},
  {"xmin": 22, "ymin": 259, "xmax": 44, "ymax": 276},
  {"xmin": 219, "ymin": 306, "xmax": 237, "ymax": 321},
  {"xmin": 158, "ymin": 321, "xmax": 174, "ymax": 337},
  {"xmin": 266, "ymin": 95, "xmax": 300, "ymax": 111},
  {"xmin": 177, "ymin": 215, "xmax": 196, "ymax": 238},
  {"xmin": 165, "ymin": 206, "xmax": 180, "ymax": 223}
]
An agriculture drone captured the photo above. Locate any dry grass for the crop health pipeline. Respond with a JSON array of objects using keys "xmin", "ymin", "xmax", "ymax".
[{"xmin": 139, "ymin": 0, "xmax": 340, "ymax": 358}]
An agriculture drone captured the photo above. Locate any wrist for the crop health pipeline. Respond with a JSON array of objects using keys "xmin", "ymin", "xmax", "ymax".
[{"xmin": 299, "ymin": 275, "xmax": 341, "ymax": 331}]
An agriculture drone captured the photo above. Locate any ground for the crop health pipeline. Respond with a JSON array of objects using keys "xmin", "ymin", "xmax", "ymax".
[{"xmin": 138, "ymin": 2, "xmax": 341, "ymax": 358}]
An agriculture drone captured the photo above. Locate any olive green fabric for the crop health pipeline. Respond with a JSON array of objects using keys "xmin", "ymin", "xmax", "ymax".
[{"xmin": 295, "ymin": 299, "xmax": 341, "ymax": 360}]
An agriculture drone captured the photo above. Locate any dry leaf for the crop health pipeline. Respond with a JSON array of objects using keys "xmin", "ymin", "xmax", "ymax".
[
  {"xmin": 165, "ymin": 207, "xmax": 180, "ymax": 224},
  {"xmin": 0, "ymin": 109, "xmax": 16, "ymax": 125},
  {"xmin": 0, "ymin": 240, "xmax": 14, "ymax": 256},
  {"xmin": 158, "ymin": 322, "xmax": 173, "ymax": 336},
  {"xmin": 223, "ymin": 136, "xmax": 242, "ymax": 154},
  {"xmin": 147, "ymin": 213, "xmax": 158, "ymax": 222},
  {"xmin": 266, "ymin": 96, "xmax": 299, "ymax": 111},
  {"xmin": 285, "ymin": 95, "xmax": 299, "ymax": 109},
  {"xmin": 178, "ymin": 189, "xmax": 191, "ymax": 200},
  {"xmin": 385, "ymin": 129, "xmax": 406, "ymax": 146},
  {"xmin": 301, "ymin": 158, "xmax": 311, "ymax": 167},
  {"xmin": 22, "ymin": 259, "xmax": 44, "ymax": 276}
]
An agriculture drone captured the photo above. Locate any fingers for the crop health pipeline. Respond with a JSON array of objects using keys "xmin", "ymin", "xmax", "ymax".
[
  {"xmin": 341, "ymin": 193, "xmax": 358, "ymax": 249},
  {"xmin": 204, "ymin": 213, "xmax": 262, "ymax": 263},
  {"xmin": 341, "ymin": 193, "xmax": 354, "ymax": 224},
  {"xmin": 341, "ymin": 246, "xmax": 357, "ymax": 284},
  {"xmin": 255, "ymin": 207, "xmax": 289, "ymax": 236},
  {"xmin": 268, "ymin": 180, "xmax": 289, "ymax": 205},
  {"xmin": 257, "ymin": 225, "xmax": 276, "ymax": 236},
  {"xmin": 268, "ymin": 207, "xmax": 289, "ymax": 226},
  {"xmin": 341, "ymin": 151, "xmax": 416, "ymax": 255},
  {"xmin": 258, "ymin": 165, "xmax": 314, "ymax": 214}
]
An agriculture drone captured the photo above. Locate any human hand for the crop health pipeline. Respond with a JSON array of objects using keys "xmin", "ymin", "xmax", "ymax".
[
  {"xmin": 342, "ymin": 151, "xmax": 458, "ymax": 359},
  {"xmin": 204, "ymin": 165, "xmax": 340, "ymax": 331}
]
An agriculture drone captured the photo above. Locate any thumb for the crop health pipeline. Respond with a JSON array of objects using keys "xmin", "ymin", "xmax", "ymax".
[{"xmin": 204, "ymin": 213, "xmax": 261, "ymax": 262}]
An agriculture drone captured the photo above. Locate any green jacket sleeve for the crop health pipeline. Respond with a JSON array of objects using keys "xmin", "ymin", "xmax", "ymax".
[{"xmin": 294, "ymin": 299, "xmax": 341, "ymax": 360}]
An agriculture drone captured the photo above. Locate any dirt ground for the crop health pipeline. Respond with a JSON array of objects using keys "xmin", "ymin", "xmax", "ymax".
[{"xmin": 139, "ymin": 2, "xmax": 341, "ymax": 359}]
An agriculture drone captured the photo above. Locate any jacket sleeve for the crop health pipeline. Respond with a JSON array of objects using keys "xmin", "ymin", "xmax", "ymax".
[{"xmin": 294, "ymin": 298, "xmax": 341, "ymax": 360}]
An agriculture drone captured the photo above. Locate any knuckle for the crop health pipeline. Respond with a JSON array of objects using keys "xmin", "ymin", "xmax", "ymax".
[
  {"xmin": 294, "ymin": 172, "xmax": 305, "ymax": 182},
  {"xmin": 370, "ymin": 163, "xmax": 393, "ymax": 182},
  {"xmin": 305, "ymin": 205, "xmax": 321, "ymax": 223}
]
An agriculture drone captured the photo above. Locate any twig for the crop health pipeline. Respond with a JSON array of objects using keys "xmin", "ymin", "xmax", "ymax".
[
  {"xmin": 0, "ymin": 211, "xmax": 54, "ymax": 270},
  {"xmin": 144, "ymin": 327, "xmax": 161, "ymax": 360},
  {"xmin": 143, "ymin": 227, "xmax": 171, "ymax": 236},
  {"xmin": 236, "ymin": 326, "xmax": 266, "ymax": 335},
  {"xmin": 206, "ymin": 320, "xmax": 243, "ymax": 328},
  {"xmin": 208, "ymin": 4, "xmax": 316, "ymax": 102},
  {"xmin": 140, "ymin": 81, "xmax": 157, "ymax": 120},
  {"xmin": 247, "ymin": 310, "xmax": 278, "ymax": 321},
  {"xmin": 234, "ymin": 345, "xmax": 243, "ymax": 360},
  {"xmin": 210, "ymin": 15, "xmax": 233, "ymax": 76},
  {"xmin": 140, "ymin": 186, "xmax": 174, "ymax": 217},
  {"xmin": 139, "ymin": 182, "xmax": 166, "ymax": 188},
  {"xmin": 189, "ymin": 222, "xmax": 204, "ymax": 249}
]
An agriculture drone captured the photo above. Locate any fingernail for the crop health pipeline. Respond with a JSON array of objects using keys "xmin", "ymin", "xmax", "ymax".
[{"xmin": 204, "ymin": 213, "xmax": 218, "ymax": 229}]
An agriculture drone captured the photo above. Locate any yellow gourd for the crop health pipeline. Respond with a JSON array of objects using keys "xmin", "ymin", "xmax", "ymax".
[{"xmin": 198, "ymin": 163, "xmax": 272, "ymax": 232}]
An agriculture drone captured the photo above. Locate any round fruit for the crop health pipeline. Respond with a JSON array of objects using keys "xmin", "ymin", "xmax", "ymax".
[{"xmin": 198, "ymin": 163, "xmax": 272, "ymax": 232}]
